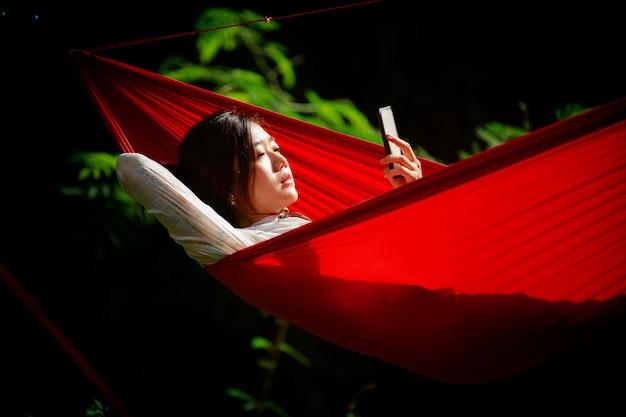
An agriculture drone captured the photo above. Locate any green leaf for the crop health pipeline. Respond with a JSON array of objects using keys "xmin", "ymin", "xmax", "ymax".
[{"xmin": 554, "ymin": 102, "xmax": 591, "ymax": 120}]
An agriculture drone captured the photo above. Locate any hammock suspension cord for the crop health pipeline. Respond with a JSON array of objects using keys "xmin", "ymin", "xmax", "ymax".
[
  {"xmin": 71, "ymin": 0, "xmax": 383, "ymax": 54},
  {"xmin": 0, "ymin": 261, "xmax": 135, "ymax": 417}
]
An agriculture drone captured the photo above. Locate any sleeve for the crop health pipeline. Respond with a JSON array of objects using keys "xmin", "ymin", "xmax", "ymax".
[{"xmin": 116, "ymin": 153, "xmax": 265, "ymax": 265}]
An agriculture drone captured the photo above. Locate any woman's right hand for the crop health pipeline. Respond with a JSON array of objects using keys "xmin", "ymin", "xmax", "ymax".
[{"xmin": 380, "ymin": 134, "xmax": 423, "ymax": 189}]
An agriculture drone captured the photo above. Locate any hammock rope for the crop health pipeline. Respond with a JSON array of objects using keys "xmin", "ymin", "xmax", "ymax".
[
  {"xmin": 71, "ymin": 0, "xmax": 383, "ymax": 54},
  {"xmin": 0, "ymin": 261, "xmax": 135, "ymax": 417}
]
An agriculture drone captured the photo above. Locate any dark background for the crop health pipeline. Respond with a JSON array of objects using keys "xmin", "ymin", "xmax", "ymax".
[{"xmin": 2, "ymin": 1, "xmax": 625, "ymax": 416}]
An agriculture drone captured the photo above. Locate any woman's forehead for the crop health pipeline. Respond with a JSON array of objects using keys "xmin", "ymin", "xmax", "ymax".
[{"xmin": 251, "ymin": 123, "xmax": 275, "ymax": 146}]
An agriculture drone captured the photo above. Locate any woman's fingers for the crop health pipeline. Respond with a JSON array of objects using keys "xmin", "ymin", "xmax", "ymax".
[
  {"xmin": 380, "ymin": 135, "xmax": 423, "ymax": 188},
  {"xmin": 383, "ymin": 135, "xmax": 422, "ymax": 173},
  {"xmin": 388, "ymin": 134, "xmax": 419, "ymax": 161}
]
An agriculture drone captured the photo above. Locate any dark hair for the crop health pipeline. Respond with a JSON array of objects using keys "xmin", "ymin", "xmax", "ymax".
[{"xmin": 176, "ymin": 110, "xmax": 265, "ymax": 225}]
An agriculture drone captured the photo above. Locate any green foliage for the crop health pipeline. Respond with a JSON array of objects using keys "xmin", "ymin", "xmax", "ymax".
[
  {"xmin": 555, "ymin": 102, "xmax": 590, "ymax": 120},
  {"xmin": 158, "ymin": 8, "xmax": 416, "ymax": 152},
  {"xmin": 458, "ymin": 101, "xmax": 530, "ymax": 160},
  {"xmin": 225, "ymin": 388, "xmax": 292, "ymax": 417},
  {"xmin": 475, "ymin": 121, "xmax": 529, "ymax": 147},
  {"xmin": 459, "ymin": 102, "xmax": 593, "ymax": 160},
  {"xmin": 346, "ymin": 383, "xmax": 377, "ymax": 417},
  {"xmin": 225, "ymin": 316, "xmax": 314, "ymax": 415},
  {"xmin": 61, "ymin": 151, "xmax": 154, "ymax": 221},
  {"xmin": 60, "ymin": 151, "xmax": 158, "ymax": 259},
  {"xmin": 61, "ymin": 151, "xmax": 120, "ymax": 200},
  {"xmin": 84, "ymin": 398, "xmax": 107, "ymax": 416},
  {"xmin": 30, "ymin": 397, "xmax": 111, "ymax": 416},
  {"xmin": 251, "ymin": 336, "xmax": 313, "ymax": 369},
  {"xmin": 458, "ymin": 121, "xmax": 528, "ymax": 160}
]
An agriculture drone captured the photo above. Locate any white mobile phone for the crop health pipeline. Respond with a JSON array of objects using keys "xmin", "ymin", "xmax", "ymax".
[{"xmin": 378, "ymin": 105, "xmax": 402, "ymax": 170}]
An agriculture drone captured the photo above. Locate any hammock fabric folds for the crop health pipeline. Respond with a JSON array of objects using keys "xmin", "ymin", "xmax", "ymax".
[{"xmin": 72, "ymin": 50, "xmax": 626, "ymax": 384}]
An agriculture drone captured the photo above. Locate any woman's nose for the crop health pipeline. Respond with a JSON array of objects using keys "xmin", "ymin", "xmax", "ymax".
[{"xmin": 273, "ymin": 153, "xmax": 288, "ymax": 170}]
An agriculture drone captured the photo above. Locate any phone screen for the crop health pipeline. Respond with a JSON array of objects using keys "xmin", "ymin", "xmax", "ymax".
[{"xmin": 378, "ymin": 106, "xmax": 402, "ymax": 169}]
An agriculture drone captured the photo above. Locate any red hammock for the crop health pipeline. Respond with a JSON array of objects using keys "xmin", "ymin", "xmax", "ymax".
[{"xmin": 72, "ymin": 49, "xmax": 626, "ymax": 384}]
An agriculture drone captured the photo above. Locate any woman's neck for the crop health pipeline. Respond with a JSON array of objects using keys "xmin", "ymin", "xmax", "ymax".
[{"xmin": 234, "ymin": 211, "xmax": 279, "ymax": 228}]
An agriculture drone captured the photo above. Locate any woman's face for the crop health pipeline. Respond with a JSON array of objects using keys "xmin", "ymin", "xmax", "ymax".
[{"xmin": 245, "ymin": 123, "xmax": 299, "ymax": 223}]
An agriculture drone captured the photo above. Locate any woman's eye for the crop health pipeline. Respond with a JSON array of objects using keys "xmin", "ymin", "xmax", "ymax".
[{"xmin": 256, "ymin": 152, "xmax": 265, "ymax": 159}]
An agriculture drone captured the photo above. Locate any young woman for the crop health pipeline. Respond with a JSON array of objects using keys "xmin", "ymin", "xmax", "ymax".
[
  {"xmin": 116, "ymin": 108, "xmax": 423, "ymax": 265},
  {"xmin": 175, "ymin": 109, "xmax": 423, "ymax": 230}
]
